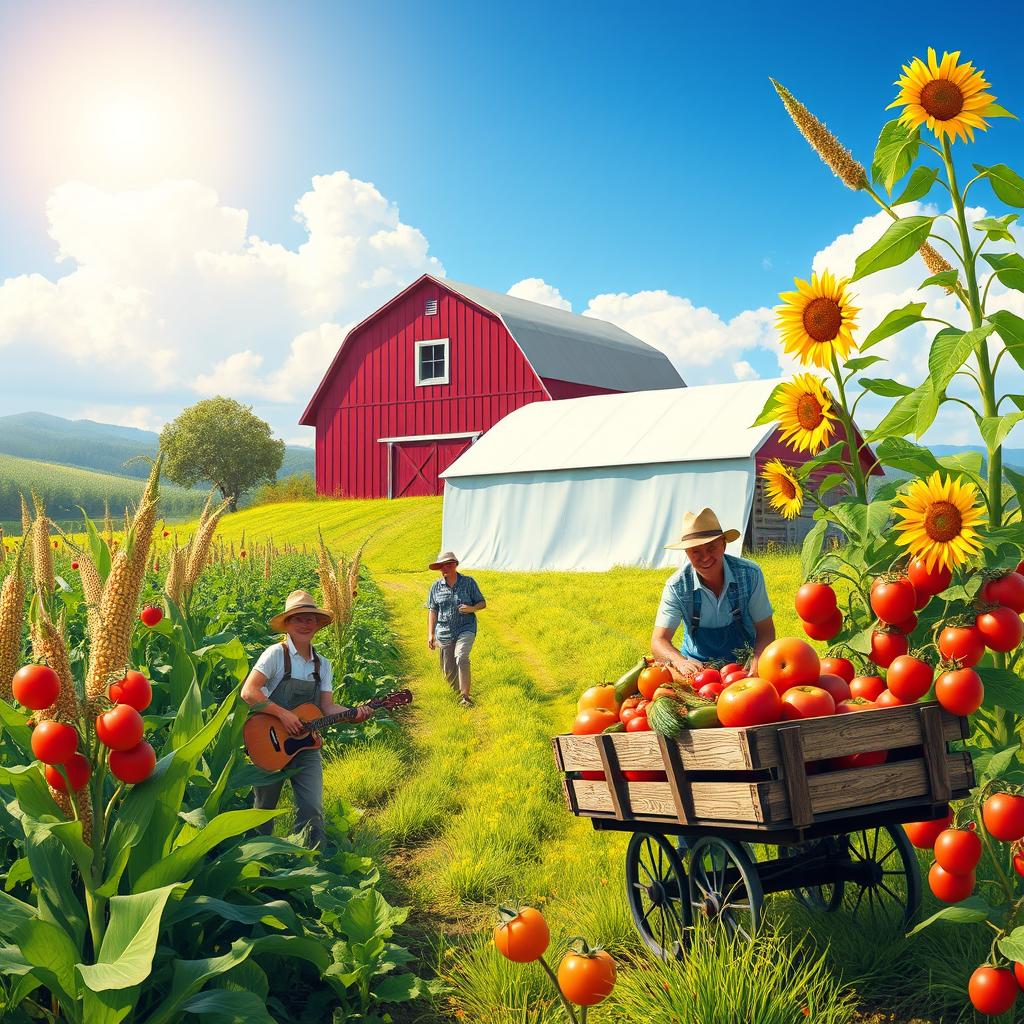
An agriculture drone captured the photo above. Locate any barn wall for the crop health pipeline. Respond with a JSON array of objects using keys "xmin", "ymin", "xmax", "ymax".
[{"xmin": 313, "ymin": 279, "xmax": 548, "ymax": 498}]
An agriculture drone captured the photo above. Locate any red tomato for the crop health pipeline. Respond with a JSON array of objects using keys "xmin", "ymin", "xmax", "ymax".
[
  {"xmin": 698, "ymin": 682, "xmax": 725, "ymax": 700},
  {"xmin": 832, "ymin": 750, "xmax": 887, "ymax": 769},
  {"xmin": 794, "ymin": 582, "xmax": 838, "ymax": 624},
  {"xmin": 968, "ymin": 967, "xmax": 1018, "ymax": 1016},
  {"xmin": 717, "ymin": 678, "xmax": 783, "ymax": 727},
  {"xmin": 31, "ymin": 720, "xmax": 79, "ymax": 765},
  {"xmin": 758, "ymin": 638, "xmax": 820, "ymax": 694},
  {"xmin": 95, "ymin": 705, "xmax": 145, "ymax": 751},
  {"xmin": 108, "ymin": 741, "xmax": 157, "ymax": 784},
  {"xmin": 12, "ymin": 664, "xmax": 61, "ymax": 711},
  {"xmin": 875, "ymin": 689, "xmax": 906, "ymax": 708},
  {"xmin": 928, "ymin": 863, "xmax": 975, "ymax": 902},
  {"xmin": 934, "ymin": 828, "xmax": 982, "ymax": 875},
  {"xmin": 693, "ymin": 668, "xmax": 722, "ymax": 687},
  {"xmin": 870, "ymin": 630, "xmax": 908, "ymax": 669},
  {"xmin": 557, "ymin": 949, "xmax": 616, "ymax": 1006},
  {"xmin": 870, "ymin": 578, "xmax": 917, "ymax": 625},
  {"xmin": 815, "ymin": 673, "xmax": 851, "ymax": 704},
  {"xmin": 625, "ymin": 714, "xmax": 651, "ymax": 733},
  {"xmin": 720, "ymin": 663, "xmax": 743, "ymax": 678},
  {"xmin": 723, "ymin": 670, "xmax": 748, "ymax": 684},
  {"xmin": 904, "ymin": 809, "xmax": 954, "ymax": 849},
  {"xmin": 638, "ymin": 665, "xmax": 673, "ymax": 700},
  {"xmin": 982, "ymin": 572, "xmax": 1024, "ymax": 613},
  {"xmin": 1015, "ymin": 853, "xmax": 1024, "ymax": 878},
  {"xmin": 886, "ymin": 655, "xmax": 934, "ymax": 702},
  {"xmin": 938, "ymin": 625, "xmax": 986, "ymax": 667},
  {"xmin": 850, "ymin": 675, "xmax": 886, "ymax": 701},
  {"xmin": 908, "ymin": 558, "xmax": 952, "ymax": 600},
  {"xmin": 983, "ymin": 793, "xmax": 1024, "ymax": 841},
  {"xmin": 109, "ymin": 670, "xmax": 153, "ymax": 712},
  {"xmin": 622, "ymin": 770, "xmax": 667, "ymax": 781},
  {"xmin": 70, "ymin": 561, "xmax": 79, "ymax": 570},
  {"xmin": 820, "ymin": 657, "xmax": 855, "ymax": 683},
  {"xmin": 493, "ymin": 907, "xmax": 549, "ymax": 963},
  {"xmin": 836, "ymin": 697, "xmax": 876, "ymax": 713},
  {"xmin": 572, "ymin": 708, "xmax": 618, "ymax": 736},
  {"xmin": 893, "ymin": 613, "xmax": 918, "ymax": 635},
  {"xmin": 44, "ymin": 752, "xmax": 92, "ymax": 792},
  {"xmin": 935, "ymin": 668, "xmax": 983, "ymax": 717},
  {"xmin": 139, "ymin": 605, "xmax": 164, "ymax": 627},
  {"xmin": 801, "ymin": 609, "xmax": 842, "ymax": 642},
  {"xmin": 781, "ymin": 686, "xmax": 835, "ymax": 720},
  {"xmin": 1017, "ymin": 961, "xmax": 1024, "ymax": 989},
  {"xmin": 619, "ymin": 706, "xmax": 645, "ymax": 726},
  {"xmin": 976, "ymin": 607, "xmax": 1024, "ymax": 653},
  {"xmin": 1018, "ymin": 559, "xmax": 1024, "ymax": 576}
]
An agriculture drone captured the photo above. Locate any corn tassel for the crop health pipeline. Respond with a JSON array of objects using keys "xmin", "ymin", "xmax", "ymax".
[{"xmin": 31, "ymin": 494, "xmax": 55, "ymax": 596}]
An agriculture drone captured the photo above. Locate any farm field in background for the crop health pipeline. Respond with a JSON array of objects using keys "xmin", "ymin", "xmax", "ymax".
[{"xmin": 177, "ymin": 496, "xmax": 990, "ymax": 1023}]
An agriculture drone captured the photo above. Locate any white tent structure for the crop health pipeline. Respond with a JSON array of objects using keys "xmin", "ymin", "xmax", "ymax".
[{"xmin": 440, "ymin": 379, "xmax": 784, "ymax": 571}]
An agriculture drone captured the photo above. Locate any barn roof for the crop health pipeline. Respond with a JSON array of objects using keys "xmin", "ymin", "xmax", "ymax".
[
  {"xmin": 441, "ymin": 379, "xmax": 782, "ymax": 478},
  {"xmin": 438, "ymin": 278, "xmax": 685, "ymax": 392}
]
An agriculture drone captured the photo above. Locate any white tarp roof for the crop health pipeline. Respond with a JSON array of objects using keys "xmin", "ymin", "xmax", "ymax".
[{"xmin": 442, "ymin": 379, "xmax": 782, "ymax": 479}]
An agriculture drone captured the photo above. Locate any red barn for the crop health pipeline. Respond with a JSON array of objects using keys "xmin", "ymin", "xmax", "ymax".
[{"xmin": 299, "ymin": 274, "xmax": 685, "ymax": 498}]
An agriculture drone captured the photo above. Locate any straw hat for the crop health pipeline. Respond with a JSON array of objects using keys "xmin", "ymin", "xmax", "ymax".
[
  {"xmin": 665, "ymin": 508, "xmax": 741, "ymax": 551},
  {"xmin": 429, "ymin": 550, "xmax": 460, "ymax": 571},
  {"xmin": 269, "ymin": 590, "xmax": 334, "ymax": 633}
]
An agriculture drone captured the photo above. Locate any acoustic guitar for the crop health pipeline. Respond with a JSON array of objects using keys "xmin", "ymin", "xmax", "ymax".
[{"xmin": 243, "ymin": 690, "xmax": 413, "ymax": 771}]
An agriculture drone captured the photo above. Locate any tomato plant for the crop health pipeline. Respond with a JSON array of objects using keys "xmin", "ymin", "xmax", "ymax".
[
  {"xmin": 717, "ymin": 678, "xmax": 782, "ymax": 727},
  {"xmin": 781, "ymin": 685, "xmax": 835, "ymax": 720},
  {"xmin": 30, "ymin": 720, "xmax": 79, "ymax": 765},
  {"xmin": 493, "ymin": 906, "xmax": 549, "ymax": 963},
  {"xmin": 12, "ymin": 663, "xmax": 60, "ymax": 710},
  {"xmin": 934, "ymin": 828, "xmax": 983, "ymax": 875},
  {"xmin": 908, "ymin": 558, "xmax": 951, "ymax": 600},
  {"xmin": 976, "ymin": 606, "xmax": 1024, "ymax": 653},
  {"xmin": 885, "ymin": 655, "xmax": 933, "ymax": 703},
  {"xmin": 140, "ymin": 604, "xmax": 164, "ymax": 627},
  {"xmin": 870, "ymin": 578, "xmax": 917, "ymax": 625},
  {"xmin": 577, "ymin": 684, "xmax": 619, "ymax": 715},
  {"xmin": 44, "ymin": 751, "xmax": 92, "ymax": 792},
  {"xmin": 794, "ymin": 581, "xmax": 837, "ymax": 624},
  {"xmin": 801, "ymin": 609, "xmax": 843, "ymax": 641},
  {"xmin": 934, "ymin": 667, "xmax": 984, "ymax": 716}
]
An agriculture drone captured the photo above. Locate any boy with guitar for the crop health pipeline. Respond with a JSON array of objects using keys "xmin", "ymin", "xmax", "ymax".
[{"xmin": 241, "ymin": 589, "xmax": 374, "ymax": 849}]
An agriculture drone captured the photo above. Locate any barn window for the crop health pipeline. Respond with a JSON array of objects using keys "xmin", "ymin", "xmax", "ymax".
[{"xmin": 415, "ymin": 338, "xmax": 449, "ymax": 386}]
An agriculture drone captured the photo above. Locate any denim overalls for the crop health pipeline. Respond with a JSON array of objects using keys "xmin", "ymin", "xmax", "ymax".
[{"xmin": 676, "ymin": 556, "xmax": 757, "ymax": 664}]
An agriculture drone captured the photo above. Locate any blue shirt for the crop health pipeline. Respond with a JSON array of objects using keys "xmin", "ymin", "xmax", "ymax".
[
  {"xmin": 427, "ymin": 573, "xmax": 485, "ymax": 644},
  {"xmin": 655, "ymin": 557, "xmax": 773, "ymax": 635}
]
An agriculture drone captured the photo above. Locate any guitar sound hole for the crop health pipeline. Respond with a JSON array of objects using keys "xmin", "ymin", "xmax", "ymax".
[{"xmin": 283, "ymin": 734, "xmax": 316, "ymax": 756}]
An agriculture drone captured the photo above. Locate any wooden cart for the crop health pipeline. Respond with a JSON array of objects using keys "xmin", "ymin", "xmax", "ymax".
[{"xmin": 552, "ymin": 701, "xmax": 973, "ymax": 959}]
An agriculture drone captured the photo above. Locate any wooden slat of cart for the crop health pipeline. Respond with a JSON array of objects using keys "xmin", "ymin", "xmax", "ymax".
[{"xmin": 777, "ymin": 726, "xmax": 813, "ymax": 828}]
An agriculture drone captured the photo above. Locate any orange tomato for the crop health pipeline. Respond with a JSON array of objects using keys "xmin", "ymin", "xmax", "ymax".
[
  {"xmin": 577, "ymin": 685, "xmax": 620, "ymax": 715},
  {"xmin": 758, "ymin": 638, "xmax": 820, "ymax": 695},
  {"xmin": 557, "ymin": 948, "xmax": 616, "ymax": 1006},
  {"xmin": 638, "ymin": 664, "xmax": 673, "ymax": 700},
  {"xmin": 571, "ymin": 708, "xmax": 618, "ymax": 735},
  {"xmin": 781, "ymin": 685, "xmax": 835, "ymax": 720},
  {"xmin": 493, "ymin": 907, "xmax": 550, "ymax": 963}
]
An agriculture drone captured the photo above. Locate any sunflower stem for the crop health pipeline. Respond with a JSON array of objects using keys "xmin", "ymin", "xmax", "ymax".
[{"xmin": 830, "ymin": 354, "xmax": 868, "ymax": 503}]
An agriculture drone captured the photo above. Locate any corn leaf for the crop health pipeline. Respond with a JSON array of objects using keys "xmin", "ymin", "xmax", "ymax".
[
  {"xmin": 988, "ymin": 310, "xmax": 1024, "ymax": 373},
  {"xmin": 861, "ymin": 302, "xmax": 927, "ymax": 352},
  {"xmin": 973, "ymin": 213, "xmax": 1018, "ymax": 243},
  {"xmin": 920, "ymin": 269, "xmax": 959, "ymax": 290},
  {"xmin": 982, "ymin": 252, "xmax": 1024, "ymax": 292},
  {"xmin": 975, "ymin": 411, "xmax": 1024, "ymax": 451},
  {"xmin": 872, "ymin": 120, "xmax": 920, "ymax": 192},
  {"xmin": 892, "ymin": 165, "xmax": 938, "ymax": 206},
  {"xmin": 859, "ymin": 377, "xmax": 915, "ymax": 398},
  {"xmin": 852, "ymin": 216, "xmax": 934, "ymax": 282},
  {"xmin": 929, "ymin": 324, "xmax": 994, "ymax": 394},
  {"xmin": 7, "ymin": 915, "xmax": 81, "ymax": 1007}
]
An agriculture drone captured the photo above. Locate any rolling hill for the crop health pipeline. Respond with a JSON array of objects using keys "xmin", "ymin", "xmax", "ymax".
[{"xmin": 0, "ymin": 412, "xmax": 315, "ymax": 482}]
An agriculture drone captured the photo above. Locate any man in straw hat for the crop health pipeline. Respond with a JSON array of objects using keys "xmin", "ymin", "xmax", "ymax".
[
  {"xmin": 241, "ymin": 589, "xmax": 374, "ymax": 848},
  {"xmin": 651, "ymin": 508, "xmax": 776, "ymax": 676},
  {"xmin": 426, "ymin": 551, "xmax": 486, "ymax": 707}
]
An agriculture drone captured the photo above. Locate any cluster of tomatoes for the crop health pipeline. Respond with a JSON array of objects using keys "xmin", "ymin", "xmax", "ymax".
[
  {"xmin": 12, "ymin": 663, "xmax": 157, "ymax": 791},
  {"xmin": 905, "ymin": 793, "xmax": 1024, "ymax": 1016},
  {"xmin": 493, "ymin": 905, "xmax": 616, "ymax": 1012},
  {"xmin": 797, "ymin": 560, "xmax": 1024, "ymax": 665}
]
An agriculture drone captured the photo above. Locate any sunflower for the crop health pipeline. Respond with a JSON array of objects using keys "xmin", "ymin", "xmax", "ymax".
[
  {"xmin": 762, "ymin": 459, "xmax": 804, "ymax": 520},
  {"xmin": 892, "ymin": 471, "xmax": 986, "ymax": 571},
  {"xmin": 775, "ymin": 374, "xmax": 838, "ymax": 454},
  {"xmin": 888, "ymin": 48, "xmax": 998, "ymax": 144},
  {"xmin": 776, "ymin": 270, "xmax": 859, "ymax": 369}
]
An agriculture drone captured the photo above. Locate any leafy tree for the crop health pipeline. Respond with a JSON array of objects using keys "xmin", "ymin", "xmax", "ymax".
[{"xmin": 160, "ymin": 397, "xmax": 285, "ymax": 511}]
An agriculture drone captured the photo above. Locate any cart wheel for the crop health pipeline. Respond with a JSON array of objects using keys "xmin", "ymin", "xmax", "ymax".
[
  {"xmin": 783, "ymin": 839, "xmax": 844, "ymax": 913},
  {"xmin": 688, "ymin": 836, "xmax": 763, "ymax": 942},
  {"xmin": 840, "ymin": 825, "xmax": 921, "ymax": 929},
  {"xmin": 625, "ymin": 832, "xmax": 691, "ymax": 960}
]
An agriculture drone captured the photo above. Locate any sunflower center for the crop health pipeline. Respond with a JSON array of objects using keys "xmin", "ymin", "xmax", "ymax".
[
  {"xmin": 796, "ymin": 394, "xmax": 824, "ymax": 430},
  {"xmin": 924, "ymin": 500, "xmax": 963, "ymax": 542},
  {"xmin": 802, "ymin": 297, "xmax": 843, "ymax": 343},
  {"xmin": 778, "ymin": 476, "xmax": 797, "ymax": 500},
  {"xmin": 920, "ymin": 79, "xmax": 965, "ymax": 121}
]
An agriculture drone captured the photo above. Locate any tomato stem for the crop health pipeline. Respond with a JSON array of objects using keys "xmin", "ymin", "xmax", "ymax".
[{"xmin": 537, "ymin": 956, "xmax": 579, "ymax": 1024}]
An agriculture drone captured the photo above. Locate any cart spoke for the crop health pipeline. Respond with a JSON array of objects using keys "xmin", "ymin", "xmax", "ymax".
[
  {"xmin": 878, "ymin": 847, "xmax": 898, "ymax": 866},
  {"xmin": 877, "ymin": 880, "xmax": 901, "ymax": 903}
]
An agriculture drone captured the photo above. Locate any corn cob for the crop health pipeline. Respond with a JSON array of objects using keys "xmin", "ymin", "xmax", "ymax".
[
  {"xmin": 183, "ymin": 499, "xmax": 228, "ymax": 592},
  {"xmin": 0, "ymin": 546, "xmax": 26, "ymax": 702},
  {"xmin": 165, "ymin": 545, "xmax": 187, "ymax": 605},
  {"xmin": 77, "ymin": 552, "xmax": 103, "ymax": 639},
  {"xmin": 31, "ymin": 494, "xmax": 55, "ymax": 595}
]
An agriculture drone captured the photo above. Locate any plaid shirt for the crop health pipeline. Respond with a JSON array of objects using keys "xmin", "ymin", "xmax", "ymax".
[{"xmin": 427, "ymin": 573, "xmax": 485, "ymax": 644}]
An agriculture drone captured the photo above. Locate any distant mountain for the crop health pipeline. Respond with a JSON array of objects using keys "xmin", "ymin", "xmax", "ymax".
[{"xmin": 0, "ymin": 412, "xmax": 315, "ymax": 482}]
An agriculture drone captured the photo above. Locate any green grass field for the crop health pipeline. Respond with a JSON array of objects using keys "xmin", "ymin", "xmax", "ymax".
[{"xmin": 178, "ymin": 497, "xmax": 991, "ymax": 1022}]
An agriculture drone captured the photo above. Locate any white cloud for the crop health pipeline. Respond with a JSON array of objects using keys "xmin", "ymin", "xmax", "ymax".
[
  {"xmin": 732, "ymin": 360, "xmax": 758, "ymax": 381},
  {"xmin": 507, "ymin": 277, "xmax": 571, "ymax": 311},
  {"xmin": 76, "ymin": 405, "xmax": 164, "ymax": 433}
]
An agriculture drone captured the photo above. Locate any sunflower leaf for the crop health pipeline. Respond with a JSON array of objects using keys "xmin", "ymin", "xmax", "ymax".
[
  {"xmin": 914, "ymin": 378, "xmax": 941, "ymax": 438},
  {"xmin": 919, "ymin": 269, "xmax": 960, "ymax": 290},
  {"xmin": 800, "ymin": 518, "xmax": 829, "ymax": 580},
  {"xmin": 988, "ymin": 310, "xmax": 1024, "ymax": 373},
  {"xmin": 985, "ymin": 105, "xmax": 1019, "ymax": 120},
  {"xmin": 874, "ymin": 437, "xmax": 943, "ymax": 478},
  {"xmin": 858, "ymin": 377, "xmax": 915, "ymax": 398},
  {"xmin": 861, "ymin": 302, "xmax": 927, "ymax": 351},
  {"xmin": 973, "ymin": 214, "xmax": 1018, "ymax": 243},
  {"xmin": 892, "ymin": 166, "xmax": 939, "ymax": 207},
  {"xmin": 749, "ymin": 383, "xmax": 787, "ymax": 428},
  {"xmin": 974, "ymin": 412, "xmax": 1024, "ymax": 451},
  {"xmin": 851, "ymin": 216, "xmax": 934, "ymax": 282},
  {"xmin": 868, "ymin": 386, "xmax": 929, "ymax": 441},
  {"xmin": 929, "ymin": 324, "xmax": 994, "ymax": 395},
  {"xmin": 1004, "ymin": 466, "xmax": 1024, "ymax": 512},
  {"xmin": 974, "ymin": 163, "xmax": 1024, "ymax": 208},
  {"xmin": 872, "ymin": 120, "xmax": 920, "ymax": 193},
  {"xmin": 796, "ymin": 441, "xmax": 848, "ymax": 477},
  {"xmin": 844, "ymin": 355, "xmax": 885, "ymax": 372}
]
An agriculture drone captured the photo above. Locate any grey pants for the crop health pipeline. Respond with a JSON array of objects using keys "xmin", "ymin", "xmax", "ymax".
[
  {"xmin": 253, "ymin": 747, "xmax": 325, "ymax": 849},
  {"xmin": 439, "ymin": 632, "xmax": 475, "ymax": 695}
]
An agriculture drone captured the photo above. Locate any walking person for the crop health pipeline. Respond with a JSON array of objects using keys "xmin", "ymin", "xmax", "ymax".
[
  {"xmin": 241, "ymin": 589, "xmax": 374, "ymax": 848},
  {"xmin": 426, "ymin": 551, "xmax": 485, "ymax": 707}
]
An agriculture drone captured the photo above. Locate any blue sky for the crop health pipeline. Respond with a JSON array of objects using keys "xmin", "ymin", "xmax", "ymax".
[{"xmin": 0, "ymin": 0, "xmax": 1022, "ymax": 443}]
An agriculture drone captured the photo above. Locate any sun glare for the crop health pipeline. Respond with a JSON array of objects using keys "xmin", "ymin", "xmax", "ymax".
[{"xmin": 92, "ymin": 96, "xmax": 160, "ymax": 159}]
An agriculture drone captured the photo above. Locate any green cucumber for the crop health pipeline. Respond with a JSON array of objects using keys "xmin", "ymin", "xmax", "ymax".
[
  {"xmin": 647, "ymin": 696, "xmax": 686, "ymax": 738},
  {"xmin": 613, "ymin": 658, "xmax": 646, "ymax": 703},
  {"xmin": 684, "ymin": 705, "xmax": 721, "ymax": 729},
  {"xmin": 601, "ymin": 722, "xmax": 624, "ymax": 734}
]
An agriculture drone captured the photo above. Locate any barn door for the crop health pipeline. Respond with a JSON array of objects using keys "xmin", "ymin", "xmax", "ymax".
[{"xmin": 392, "ymin": 438, "xmax": 473, "ymax": 497}]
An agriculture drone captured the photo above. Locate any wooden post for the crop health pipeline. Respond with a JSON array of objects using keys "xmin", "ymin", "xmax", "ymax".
[
  {"xmin": 656, "ymin": 734, "xmax": 694, "ymax": 825},
  {"xmin": 596, "ymin": 734, "xmax": 631, "ymax": 821},
  {"xmin": 778, "ymin": 726, "xmax": 813, "ymax": 828},
  {"xmin": 919, "ymin": 705, "xmax": 952, "ymax": 803}
]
